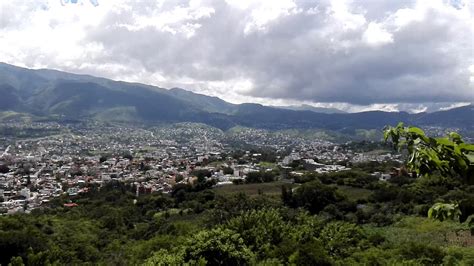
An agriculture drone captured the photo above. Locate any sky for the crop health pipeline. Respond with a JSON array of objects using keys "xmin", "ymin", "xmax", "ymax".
[{"xmin": 0, "ymin": 0, "xmax": 473, "ymax": 113}]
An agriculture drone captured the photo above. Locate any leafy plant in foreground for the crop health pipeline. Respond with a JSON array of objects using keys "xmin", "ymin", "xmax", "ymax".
[
  {"xmin": 427, "ymin": 202, "xmax": 461, "ymax": 222},
  {"xmin": 384, "ymin": 123, "xmax": 474, "ymax": 181}
]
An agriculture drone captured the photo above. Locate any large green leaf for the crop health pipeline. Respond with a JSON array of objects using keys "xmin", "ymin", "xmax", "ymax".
[
  {"xmin": 435, "ymin": 137, "xmax": 454, "ymax": 147},
  {"xmin": 465, "ymin": 153, "xmax": 474, "ymax": 164},
  {"xmin": 407, "ymin": 127, "xmax": 425, "ymax": 136},
  {"xmin": 384, "ymin": 123, "xmax": 473, "ymax": 179},
  {"xmin": 459, "ymin": 143, "xmax": 474, "ymax": 152},
  {"xmin": 449, "ymin": 132, "xmax": 462, "ymax": 143}
]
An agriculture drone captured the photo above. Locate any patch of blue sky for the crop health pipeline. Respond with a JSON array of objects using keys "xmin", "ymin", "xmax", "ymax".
[
  {"xmin": 447, "ymin": 0, "xmax": 465, "ymax": 9},
  {"xmin": 60, "ymin": 0, "xmax": 99, "ymax": 7}
]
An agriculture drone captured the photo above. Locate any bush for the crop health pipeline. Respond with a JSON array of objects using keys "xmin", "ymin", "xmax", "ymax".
[
  {"xmin": 443, "ymin": 246, "xmax": 474, "ymax": 265},
  {"xmin": 226, "ymin": 209, "xmax": 289, "ymax": 258},
  {"xmin": 369, "ymin": 184, "xmax": 400, "ymax": 202},
  {"xmin": 397, "ymin": 241, "xmax": 446, "ymax": 265},
  {"xmin": 183, "ymin": 228, "xmax": 255, "ymax": 265},
  {"xmin": 288, "ymin": 238, "xmax": 332, "ymax": 266},
  {"xmin": 246, "ymin": 170, "xmax": 279, "ymax": 183},
  {"xmin": 287, "ymin": 180, "xmax": 344, "ymax": 214},
  {"xmin": 320, "ymin": 221, "xmax": 365, "ymax": 258},
  {"xmin": 369, "ymin": 213, "xmax": 393, "ymax": 226},
  {"xmin": 143, "ymin": 249, "xmax": 185, "ymax": 265},
  {"xmin": 0, "ymin": 164, "xmax": 9, "ymax": 173}
]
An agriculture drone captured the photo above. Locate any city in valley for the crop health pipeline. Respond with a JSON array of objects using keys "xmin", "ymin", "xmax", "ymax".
[
  {"xmin": 1, "ymin": 0, "xmax": 473, "ymax": 264},
  {"xmin": 0, "ymin": 120, "xmax": 406, "ymax": 214}
]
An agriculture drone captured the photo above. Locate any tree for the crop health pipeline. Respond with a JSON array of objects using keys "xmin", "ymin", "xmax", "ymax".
[
  {"xmin": 191, "ymin": 169, "xmax": 212, "ymax": 179},
  {"xmin": 183, "ymin": 228, "xmax": 255, "ymax": 265},
  {"xmin": 384, "ymin": 123, "xmax": 474, "ymax": 182},
  {"xmin": 122, "ymin": 153, "xmax": 133, "ymax": 161},
  {"xmin": 226, "ymin": 209, "xmax": 289, "ymax": 259},
  {"xmin": 0, "ymin": 164, "xmax": 9, "ymax": 174},
  {"xmin": 288, "ymin": 239, "xmax": 332, "ymax": 266},
  {"xmin": 8, "ymin": 256, "xmax": 24, "ymax": 266},
  {"xmin": 320, "ymin": 221, "xmax": 365, "ymax": 258},
  {"xmin": 246, "ymin": 170, "xmax": 278, "ymax": 183},
  {"xmin": 175, "ymin": 174, "xmax": 184, "ymax": 182},
  {"xmin": 286, "ymin": 180, "xmax": 344, "ymax": 214},
  {"xmin": 143, "ymin": 249, "xmax": 185, "ymax": 265},
  {"xmin": 99, "ymin": 155, "xmax": 108, "ymax": 163},
  {"xmin": 223, "ymin": 167, "xmax": 233, "ymax": 175}
]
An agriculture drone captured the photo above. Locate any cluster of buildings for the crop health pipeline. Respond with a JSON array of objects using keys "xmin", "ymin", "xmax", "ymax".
[{"xmin": 0, "ymin": 121, "xmax": 406, "ymax": 214}]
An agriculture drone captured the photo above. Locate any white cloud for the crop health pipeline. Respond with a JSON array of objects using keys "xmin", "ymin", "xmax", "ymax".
[
  {"xmin": 438, "ymin": 102, "xmax": 471, "ymax": 111},
  {"xmin": 0, "ymin": 0, "xmax": 110, "ymax": 67},
  {"xmin": 120, "ymin": 3, "xmax": 214, "ymax": 38},
  {"xmin": 243, "ymin": 0, "xmax": 301, "ymax": 34},
  {"xmin": 329, "ymin": 0, "xmax": 366, "ymax": 31},
  {"xmin": 0, "ymin": 0, "xmax": 472, "ymax": 113},
  {"xmin": 363, "ymin": 22, "xmax": 393, "ymax": 46},
  {"xmin": 469, "ymin": 65, "xmax": 474, "ymax": 83}
]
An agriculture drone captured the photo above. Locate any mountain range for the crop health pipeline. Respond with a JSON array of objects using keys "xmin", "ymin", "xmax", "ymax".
[
  {"xmin": 0, "ymin": 62, "xmax": 472, "ymax": 132},
  {"xmin": 274, "ymin": 104, "xmax": 346, "ymax": 114}
]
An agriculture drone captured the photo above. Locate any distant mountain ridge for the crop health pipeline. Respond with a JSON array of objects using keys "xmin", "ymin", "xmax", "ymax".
[
  {"xmin": 0, "ymin": 62, "xmax": 472, "ymax": 131},
  {"xmin": 167, "ymin": 88, "xmax": 237, "ymax": 114},
  {"xmin": 274, "ymin": 104, "xmax": 346, "ymax": 114}
]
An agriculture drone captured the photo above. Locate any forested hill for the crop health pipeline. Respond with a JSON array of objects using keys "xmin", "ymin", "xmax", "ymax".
[{"xmin": 0, "ymin": 63, "xmax": 473, "ymax": 130}]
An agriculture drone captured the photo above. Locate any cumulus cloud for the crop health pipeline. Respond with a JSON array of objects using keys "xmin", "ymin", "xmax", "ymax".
[{"xmin": 0, "ymin": 0, "xmax": 472, "ymax": 112}]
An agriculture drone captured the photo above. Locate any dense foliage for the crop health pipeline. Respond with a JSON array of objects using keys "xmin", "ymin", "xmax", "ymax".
[
  {"xmin": 384, "ymin": 123, "xmax": 474, "ymax": 182},
  {"xmin": 1, "ymin": 127, "xmax": 474, "ymax": 265},
  {"xmin": 1, "ymin": 173, "xmax": 473, "ymax": 265}
]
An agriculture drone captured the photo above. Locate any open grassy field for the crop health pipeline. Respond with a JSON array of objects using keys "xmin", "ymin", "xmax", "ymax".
[
  {"xmin": 337, "ymin": 185, "xmax": 372, "ymax": 201},
  {"xmin": 258, "ymin": 161, "xmax": 277, "ymax": 169},
  {"xmin": 369, "ymin": 216, "xmax": 474, "ymax": 248},
  {"xmin": 213, "ymin": 181, "xmax": 293, "ymax": 197},
  {"xmin": 214, "ymin": 182, "xmax": 373, "ymax": 201},
  {"xmin": 0, "ymin": 111, "xmax": 33, "ymax": 122}
]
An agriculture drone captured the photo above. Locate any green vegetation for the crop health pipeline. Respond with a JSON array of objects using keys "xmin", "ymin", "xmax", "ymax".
[
  {"xmin": 258, "ymin": 161, "xmax": 277, "ymax": 169},
  {"xmin": 337, "ymin": 185, "xmax": 372, "ymax": 201},
  {"xmin": 2, "ymin": 169, "xmax": 473, "ymax": 265},
  {"xmin": 93, "ymin": 106, "xmax": 140, "ymax": 122},
  {"xmin": 213, "ymin": 181, "xmax": 290, "ymax": 197},
  {"xmin": 384, "ymin": 123, "xmax": 474, "ymax": 237},
  {"xmin": 428, "ymin": 203, "xmax": 461, "ymax": 222},
  {"xmin": 1, "ymin": 125, "xmax": 474, "ymax": 265},
  {"xmin": 246, "ymin": 169, "xmax": 280, "ymax": 183},
  {"xmin": 355, "ymin": 129, "xmax": 383, "ymax": 140},
  {"xmin": 0, "ymin": 111, "xmax": 33, "ymax": 123},
  {"xmin": 384, "ymin": 123, "xmax": 474, "ymax": 182}
]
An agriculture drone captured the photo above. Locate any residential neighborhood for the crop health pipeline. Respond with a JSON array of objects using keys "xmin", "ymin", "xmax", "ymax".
[{"xmin": 0, "ymin": 121, "xmax": 406, "ymax": 214}]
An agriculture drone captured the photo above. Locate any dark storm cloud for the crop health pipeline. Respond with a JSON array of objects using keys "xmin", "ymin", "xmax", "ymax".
[
  {"xmin": 80, "ymin": 0, "xmax": 473, "ymax": 105},
  {"xmin": 1, "ymin": 0, "xmax": 473, "ymax": 108}
]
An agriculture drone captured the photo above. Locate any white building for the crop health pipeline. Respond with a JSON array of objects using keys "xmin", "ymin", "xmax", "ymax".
[{"xmin": 20, "ymin": 187, "xmax": 30, "ymax": 200}]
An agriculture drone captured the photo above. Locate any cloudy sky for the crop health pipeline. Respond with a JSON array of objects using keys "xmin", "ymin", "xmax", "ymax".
[{"xmin": 0, "ymin": 0, "xmax": 473, "ymax": 113}]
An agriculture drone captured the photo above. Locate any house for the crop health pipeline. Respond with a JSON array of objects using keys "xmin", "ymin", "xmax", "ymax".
[{"xmin": 302, "ymin": 159, "xmax": 325, "ymax": 170}]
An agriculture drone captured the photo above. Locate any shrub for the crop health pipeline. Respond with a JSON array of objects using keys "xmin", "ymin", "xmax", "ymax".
[
  {"xmin": 397, "ymin": 241, "xmax": 446, "ymax": 265},
  {"xmin": 288, "ymin": 180, "xmax": 344, "ymax": 214},
  {"xmin": 320, "ymin": 221, "xmax": 365, "ymax": 258},
  {"xmin": 183, "ymin": 228, "xmax": 255, "ymax": 265}
]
